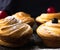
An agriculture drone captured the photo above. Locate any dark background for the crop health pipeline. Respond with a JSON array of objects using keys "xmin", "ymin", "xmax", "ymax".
[{"xmin": 0, "ymin": 0, "xmax": 60, "ymax": 17}]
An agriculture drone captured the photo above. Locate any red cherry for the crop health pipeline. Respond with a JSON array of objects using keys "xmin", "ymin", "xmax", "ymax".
[
  {"xmin": 0, "ymin": 11, "xmax": 8, "ymax": 19},
  {"xmin": 47, "ymin": 7, "xmax": 56, "ymax": 13}
]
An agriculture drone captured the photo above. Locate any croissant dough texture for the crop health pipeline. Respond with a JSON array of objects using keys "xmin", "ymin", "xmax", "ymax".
[
  {"xmin": 36, "ymin": 20, "xmax": 60, "ymax": 47},
  {"xmin": 12, "ymin": 12, "xmax": 34, "ymax": 26},
  {"xmin": 0, "ymin": 16, "xmax": 33, "ymax": 47},
  {"xmin": 36, "ymin": 13, "xmax": 60, "ymax": 23}
]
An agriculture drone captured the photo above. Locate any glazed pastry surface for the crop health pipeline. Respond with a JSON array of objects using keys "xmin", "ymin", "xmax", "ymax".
[
  {"xmin": 36, "ymin": 13, "xmax": 60, "ymax": 23},
  {"xmin": 36, "ymin": 20, "xmax": 60, "ymax": 47},
  {"xmin": 0, "ymin": 23, "xmax": 33, "ymax": 38},
  {"xmin": 0, "ymin": 16, "xmax": 33, "ymax": 47},
  {"xmin": 12, "ymin": 12, "xmax": 34, "ymax": 25},
  {"xmin": 0, "ymin": 16, "xmax": 22, "ymax": 27},
  {"xmin": 37, "ymin": 20, "xmax": 60, "ymax": 38}
]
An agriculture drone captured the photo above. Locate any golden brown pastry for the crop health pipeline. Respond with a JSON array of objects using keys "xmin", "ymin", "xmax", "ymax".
[
  {"xmin": 36, "ymin": 19, "xmax": 60, "ymax": 47},
  {"xmin": 0, "ymin": 16, "xmax": 21, "ymax": 27},
  {"xmin": 36, "ymin": 13, "xmax": 60, "ymax": 24},
  {"xmin": 0, "ymin": 16, "xmax": 33, "ymax": 47},
  {"xmin": 12, "ymin": 12, "xmax": 34, "ymax": 26}
]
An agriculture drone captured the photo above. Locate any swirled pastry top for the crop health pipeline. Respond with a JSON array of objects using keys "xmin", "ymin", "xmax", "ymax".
[
  {"xmin": 36, "ymin": 13, "xmax": 60, "ymax": 23},
  {"xmin": 0, "ymin": 15, "xmax": 33, "ymax": 41},
  {"xmin": 12, "ymin": 12, "xmax": 34, "ymax": 24},
  {"xmin": 0, "ymin": 15, "xmax": 33, "ymax": 47},
  {"xmin": 0, "ymin": 16, "xmax": 22, "ymax": 27},
  {"xmin": 0, "ymin": 23, "xmax": 33, "ymax": 45},
  {"xmin": 37, "ymin": 20, "xmax": 60, "ymax": 38},
  {"xmin": 0, "ymin": 23, "xmax": 33, "ymax": 38}
]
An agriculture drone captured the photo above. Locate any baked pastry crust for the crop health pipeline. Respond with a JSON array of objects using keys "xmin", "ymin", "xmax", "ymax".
[
  {"xmin": 36, "ymin": 13, "xmax": 60, "ymax": 24},
  {"xmin": 0, "ymin": 16, "xmax": 33, "ymax": 47},
  {"xmin": 0, "ymin": 16, "xmax": 20, "ymax": 27},
  {"xmin": 12, "ymin": 12, "xmax": 34, "ymax": 26},
  {"xmin": 36, "ymin": 20, "xmax": 60, "ymax": 47}
]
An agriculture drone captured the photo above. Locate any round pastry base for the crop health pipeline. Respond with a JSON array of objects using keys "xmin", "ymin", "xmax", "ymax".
[
  {"xmin": 43, "ymin": 39, "xmax": 60, "ymax": 48},
  {"xmin": 0, "ymin": 40, "xmax": 28, "ymax": 47}
]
